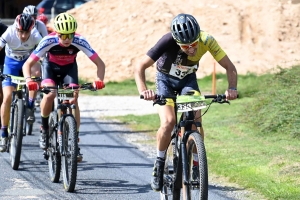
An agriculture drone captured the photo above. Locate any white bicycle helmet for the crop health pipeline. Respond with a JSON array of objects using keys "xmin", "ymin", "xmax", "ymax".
[{"xmin": 23, "ymin": 5, "xmax": 38, "ymax": 17}]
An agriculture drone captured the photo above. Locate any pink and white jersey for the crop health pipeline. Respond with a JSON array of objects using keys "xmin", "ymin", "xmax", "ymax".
[
  {"xmin": 31, "ymin": 32, "xmax": 98, "ymax": 66},
  {"xmin": 0, "ymin": 25, "xmax": 42, "ymax": 61}
]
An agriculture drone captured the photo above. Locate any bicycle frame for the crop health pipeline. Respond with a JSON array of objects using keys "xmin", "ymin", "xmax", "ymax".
[
  {"xmin": 153, "ymin": 93, "xmax": 228, "ymax": 200},
  {"xmin": 42, "ymin": 83, "xmax": 96, "ymax": 192},
  {"xmin": 172, "ymin": 106, "xmax": 203, "ymax": 189}
]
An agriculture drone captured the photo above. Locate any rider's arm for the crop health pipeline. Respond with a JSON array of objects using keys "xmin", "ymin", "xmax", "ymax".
[
  {"xmin": 134, "ymin": 55, "xmax": 156, "ymax": 99},
  {"xmin": 23, "ymin": 57, "xmax": 38, "ymax": 79},
  {"xmin": 91, "ymin": 55, "xmax": 105, "ymax": 81},
  {"xmin": 36, "ymin": 20, "xmax": 48, "ymax": 38},
  {"xmin": 218, "ymin": 55, "xmax": 237, "ymax": 90}
]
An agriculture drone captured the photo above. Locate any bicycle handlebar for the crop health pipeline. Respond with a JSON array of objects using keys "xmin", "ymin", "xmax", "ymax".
[
  {"xmin": 140, "ymin": 93, "xmax": 229, "ymax": 105},
  {"xmin": 0, "ymin": 73, "xmax": 42, "ymax": 82},
  {"xmin": 40, "ymin": 83, "xmax": 97, "ymax": 94},
  {"xmin": 140, "ymin": 94, "xmax": 226, "ymax": 100}
]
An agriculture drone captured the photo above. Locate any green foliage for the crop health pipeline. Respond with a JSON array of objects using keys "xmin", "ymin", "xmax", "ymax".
[
  {"xmin": 101, "ymin": 66, "xmax": 300, "ymax": 199},
  {"xmin": 241, "ymin": 65, "xmax": 300, "ymax": 137}
]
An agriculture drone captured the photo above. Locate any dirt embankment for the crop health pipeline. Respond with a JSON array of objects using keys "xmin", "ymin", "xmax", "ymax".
[{"xmin": 58, "ymin": 0, "xmax": 300, "ymax": 82}]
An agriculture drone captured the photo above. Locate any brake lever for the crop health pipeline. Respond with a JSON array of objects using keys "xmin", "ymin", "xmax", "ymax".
[
  {"xmin": 218, "ymin": 100, "xmax": 230, "ymax": 105},
  {"xmin": 153, "ymin": 99, "xmax": 167, "ymax": 106}
]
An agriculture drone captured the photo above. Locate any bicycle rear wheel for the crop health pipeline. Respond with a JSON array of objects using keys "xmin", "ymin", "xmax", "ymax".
[
  {"xmin": 183, "ymin": 132, "xmax": 208, "ymax": 200},
  {"xmin": 61, "ymin": 115, "xmax": 78, "ymax": 192},
  {"xmin": 10, "ymin": 99, "xmax": 24, "ymax": 170},
  {"xmin": 48, "ymin": 111, "xmax": 61, "ymax": 183},
  {"xmin": 171, "ymin": 136, "xmax": 182, "ymax": 200},
  {"xmin": 25, "ymin": 124, "xmax": 33, "ymax": 135}
]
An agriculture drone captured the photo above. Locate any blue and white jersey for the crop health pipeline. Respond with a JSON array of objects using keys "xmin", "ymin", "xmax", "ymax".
[
  {"xmin": 0, "ymin": 24, "xmax": 42, "ymax": 61},
  {"xmin": 31, "ymin": 32, "xmax": 98, "ymax": 66}
]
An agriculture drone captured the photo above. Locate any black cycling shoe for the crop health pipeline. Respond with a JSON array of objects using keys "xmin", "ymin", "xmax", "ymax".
[
  {"xmin": 151, "ymin": 157, "xmax": 165, "ymax": 192},
  {"xmin": 26, "ymin": 107, "xmax": 36, "ymax": 124}
]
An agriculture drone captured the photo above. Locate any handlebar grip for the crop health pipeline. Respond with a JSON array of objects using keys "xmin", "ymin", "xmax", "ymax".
[
  {"xmin": 204, "ymin": 94, "xmax": 226, "ymax": 99},
  {"xmin": 140, "ymin": 94, "xmax": 160, "ymax": 99}
]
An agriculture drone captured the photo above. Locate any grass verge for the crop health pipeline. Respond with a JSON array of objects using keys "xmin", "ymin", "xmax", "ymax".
[{"xmin": 99, "ymin": 65, "xmax": 300, "ymax": 200}]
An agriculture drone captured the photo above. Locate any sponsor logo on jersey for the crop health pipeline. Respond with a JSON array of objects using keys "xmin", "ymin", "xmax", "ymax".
[
  {"xmin": 73, "ymin": 38, "xmax": 93, "ymax": 51},
  {"xmin": 214, "ymin": 49, "xmax": 220, "ymax": 56},
  {"xmin": 68, "ymin": 49, "xmax": 73, "ymax": 54},
  {"xmin": 35, "ymin": 38, "xmax": 56, "ymax": 52}
]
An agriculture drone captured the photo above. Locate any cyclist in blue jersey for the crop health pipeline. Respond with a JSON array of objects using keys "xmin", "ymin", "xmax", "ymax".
[
  {"xmin": 135, "ymin": 13, "xmax": 238, "ymax": 191},
  {"xmin": 23, "ymin": 13, "xmax": 105, "ymax": 162}
]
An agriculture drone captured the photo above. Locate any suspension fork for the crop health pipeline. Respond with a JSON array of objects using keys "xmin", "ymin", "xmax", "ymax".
[
  {"xmin": 180, "ymin": 121, "xmax": 202, "ymax": 185},
  {"xmin": 9, "ymin": 92, "xmax": 18, "ymax": 136},
  {"xmin": 180, "ymin": 121, "xmax": 195, "ymax": 185}
]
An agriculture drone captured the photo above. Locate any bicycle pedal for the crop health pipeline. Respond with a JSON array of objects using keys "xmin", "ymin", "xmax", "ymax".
[
  {"xmin": 77, "ymin": 157, "xmax": 83, "ymax": 163},
  {"xmin": 43, "ymin": 151, "xmax": 49, "ymax": 160}
]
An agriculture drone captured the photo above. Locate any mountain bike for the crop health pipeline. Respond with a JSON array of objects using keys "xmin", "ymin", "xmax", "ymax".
[
  {"xmin": 41, "ymin": 83, "xmax": 97, "ymax": 192},
  {"xmin": 0, "ymin": 73, "xmax": 41, "ymax": 170},
  {"xmin": 143, "ymin": 91, "xmax": 229, "ymax": 200}
]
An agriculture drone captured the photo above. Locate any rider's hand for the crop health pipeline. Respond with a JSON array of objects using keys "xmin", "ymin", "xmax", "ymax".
[
  {"xmin": 26, "ymin": 80, "xmax": 39, "ymax": 91},
  {"xmin": 93, "ymin": 80, "xmax": 105, "ymax": 90},
  {"xmin": 225, "ymin": 88, "xmax": 238, "ymax": 100},
  {"xmin": 141, "ymin": 89, "xmax": 156, "ymax": 101}
]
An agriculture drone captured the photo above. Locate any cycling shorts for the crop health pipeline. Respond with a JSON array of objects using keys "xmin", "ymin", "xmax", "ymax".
[
  {"xmin": 155, "ymin": 71, "xmax": 200, "ymax": 106},
  {"xmin": 2, "ymin": 56, "xmax": 25, "ymax": 88},
  {"xmin": 41, "ymin": 56, "xmax": 79, "ymax": 86}
]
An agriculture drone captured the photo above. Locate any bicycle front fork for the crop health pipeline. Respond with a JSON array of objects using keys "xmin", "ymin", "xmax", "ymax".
[{"xmin": 180, "ymin": 121, "xmax": 202, "ymax": 185}]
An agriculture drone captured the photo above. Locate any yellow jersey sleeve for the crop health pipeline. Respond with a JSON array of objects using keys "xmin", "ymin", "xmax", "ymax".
[{"xmin": 195, "ymin": 31, "xmax": 226, "ymax": 62}]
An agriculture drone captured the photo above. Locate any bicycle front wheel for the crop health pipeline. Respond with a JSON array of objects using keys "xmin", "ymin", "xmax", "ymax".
[
  {"xmin": 61, "ymin": 116, "xmax": 78, "ymax": 192},
  {"xmin": 183, "ymin": 132, "xmax": 208, "ymax": 200},
  {"xmin": 48, "ymin": 111, "xmax": 61, "ymax": 183},
  {"xmin": 10, "ymin": 99, "xmax": 24, "ymax": 170}
]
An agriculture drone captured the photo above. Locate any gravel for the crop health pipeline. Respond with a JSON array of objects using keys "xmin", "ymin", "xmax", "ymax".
[{"xmin": 78, "ymin": 95, "xmax": 264, "ymax": 200}]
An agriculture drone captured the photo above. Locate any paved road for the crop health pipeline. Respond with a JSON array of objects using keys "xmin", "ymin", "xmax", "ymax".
[{"xmin": 0, "ymin": 96, "xmax": 249, "ymax": 199}]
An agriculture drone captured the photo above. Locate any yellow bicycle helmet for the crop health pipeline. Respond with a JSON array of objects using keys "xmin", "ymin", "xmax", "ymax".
[{"xmin": 54, "ymin": 13, "xmax": 77, "ymax": 34}]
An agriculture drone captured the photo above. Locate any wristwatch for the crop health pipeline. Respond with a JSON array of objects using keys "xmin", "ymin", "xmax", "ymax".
[{"xmin": 229, "ymin": 87, "xmax": 237, "ymax": 90}]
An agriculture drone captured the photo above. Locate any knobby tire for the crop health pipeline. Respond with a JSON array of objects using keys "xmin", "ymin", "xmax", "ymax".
[
  {"xmin": 10, "ymin": 98, "xmax": 24, "ymax": 170},
  {"xmin": 62, "ymin": 116, "xmax": 78, "ymax": 192},
  {"xmin": 184, "ymin": 132, "xmax": 208, "ymax": 200}
]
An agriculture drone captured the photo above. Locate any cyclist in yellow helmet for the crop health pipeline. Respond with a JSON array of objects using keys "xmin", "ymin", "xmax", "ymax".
[
  {"xmin": 22, "ymin": 13, "xmax": 106, "ymax": 162},
  {"xmin": 135, "ymin": 13, "xmax": 238, "ymax": 192}
]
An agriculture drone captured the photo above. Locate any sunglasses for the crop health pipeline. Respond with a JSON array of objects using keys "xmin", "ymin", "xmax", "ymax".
[
  {"xmin": 58, "ymin": 33, "xmax": 75, "ymax": 40},
  {"xmin": 177, "ymin": 39, "xmax": 199, "ymax": 50}
]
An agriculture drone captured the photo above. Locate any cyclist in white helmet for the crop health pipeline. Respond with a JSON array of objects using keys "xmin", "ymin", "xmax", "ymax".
[
  {"xmin": 23, "ymin": 5, "xmax": 48, "ymax": 107},
  {"xmin": 23, "ymin": 5, "xmax": 48, "ymax": 38}
]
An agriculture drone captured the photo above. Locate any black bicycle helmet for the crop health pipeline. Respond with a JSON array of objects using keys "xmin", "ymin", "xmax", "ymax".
[
  {"xmin": 15, "ymin": 13, "xmax": 35, "ymax": 31},
  {"xmin": 171, "ymin": 14, "xmax": 200, "ymax": 44}
]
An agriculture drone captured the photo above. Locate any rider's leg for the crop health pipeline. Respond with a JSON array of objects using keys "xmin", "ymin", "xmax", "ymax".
[
  {"xmin": 151, "ymin": 104, "xmax": 176, "ymax": 191},
  {"xmin": 0, "ymin": 85, "xmax": 14, "ymax": 152},
  {"xmin": 0, "ymin": 83, "xmax": 2, "ymax": 127},
  {"xmin": 26, "ymin": 62, "xmax": 41, "ymax": 124},
  {"xmin": 157, "ymin": 105, "xmax": 176, "ymax": 156},
  {"xmin": 0, "ymin": 65, "xmax": 3, "ymax": 127},
  {"xmin": 39, "ymin": 80, "xmax": 56, "ymax": 149}
]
